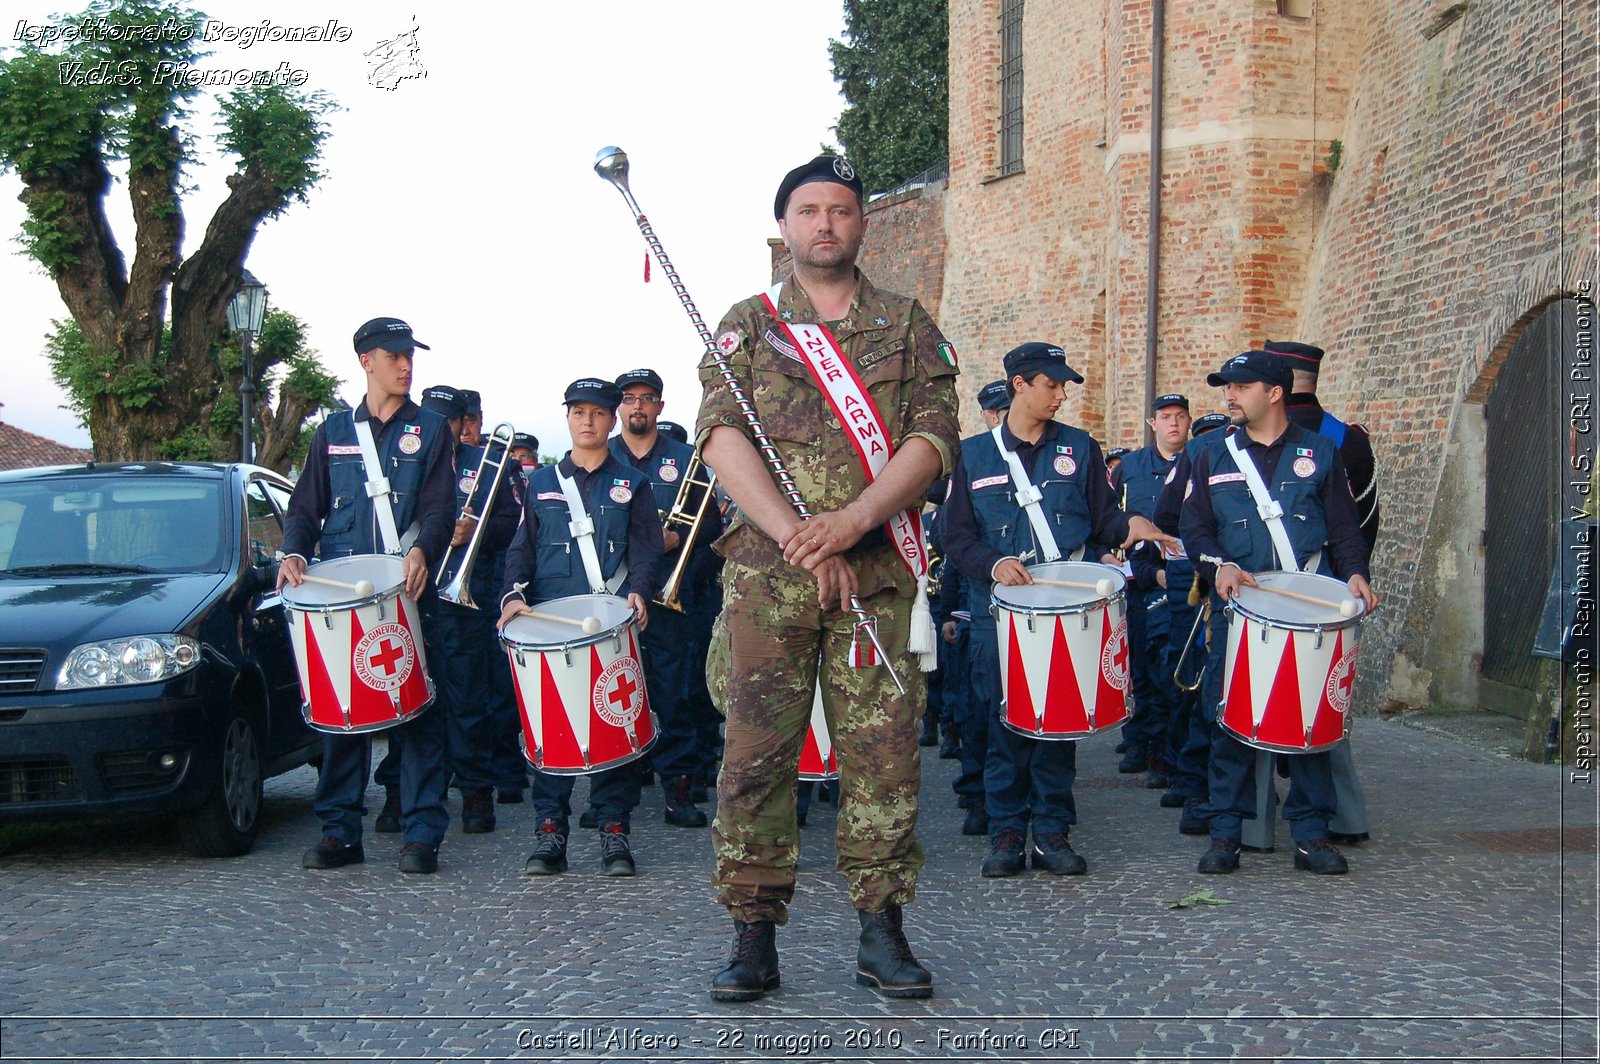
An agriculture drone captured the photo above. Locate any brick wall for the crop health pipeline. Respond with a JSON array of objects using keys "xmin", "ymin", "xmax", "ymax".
[{"xmin": 936, "ymin": 0, "xmax": 1596, "ymax": 713}]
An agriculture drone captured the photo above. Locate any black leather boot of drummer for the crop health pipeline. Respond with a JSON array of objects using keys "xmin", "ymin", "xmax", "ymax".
[
  {"xmin": 855, "ymin": 905, "xmax": 933, "ymax": 999},
  {"xmin": 663, "ymin": 775, "xmax": 708, "ymax": 828},
  {"xmin": 709, "ymin": 919, "xmax": 780, "ymax": 1002}
]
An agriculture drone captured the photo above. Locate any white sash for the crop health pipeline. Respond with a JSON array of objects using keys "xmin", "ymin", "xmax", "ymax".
[
  {"xmin": 557, "ymin": 468, "xmax": 627, "ymax": 595},
  {"xmin": 353, "ymin": 417, "xmax": 404, "ymax": 556},
  {"xmin": 989, "ymin": 424, "xmax": 1062, "ymax": 563},
  {"xmin": 1224, "ymin": 431, "xmax": 1300, "ymax": 573},
  {"xmin": 762, "ymin": 282, "xmax": 937, "ymax": 669}
]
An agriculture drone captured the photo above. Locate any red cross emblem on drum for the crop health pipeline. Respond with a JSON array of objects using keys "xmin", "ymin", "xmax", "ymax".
[
  {"xmin": 1325, "ymin": 641, "xmax": 1359, "ymax": 715},
  {"xmin": 1101, "ymin": 616, "xmax": 1130, "ymax": 691},
  {"xmin": 353, "ymin": 622, "xmax": 416, "ymax": 692},
  {"xmin": 593, "ymin": 656, "xmax": 645, "ymax": 727}
]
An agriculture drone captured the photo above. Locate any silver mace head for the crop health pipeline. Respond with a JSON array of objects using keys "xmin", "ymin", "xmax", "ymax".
[{"xmin": 593, "ymin": 145, "xmax": 630, "ymax": 194}]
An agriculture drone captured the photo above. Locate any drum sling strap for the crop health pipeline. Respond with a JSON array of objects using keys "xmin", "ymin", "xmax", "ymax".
[
  {"xmin": 354, "ymin": 418, "xmax": 419, "ymax": 557},
  {"xmin": 1223, "ymin": 432, "xmax": 1321, "ymax": 575},
  {"xmin": 556, "ymin": 468, "xmax": 627, "ymax": 596},
  {"xmin": 991, "ymin": 426, "xmax": 1085, "ymax": 565},
  {"xmin": 763, "ymin": 282, "xmax": 937, "ymax": 671}
]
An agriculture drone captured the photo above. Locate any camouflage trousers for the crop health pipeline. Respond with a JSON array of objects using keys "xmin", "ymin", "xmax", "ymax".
[{"xmin": 708, "ymin": 561, "xmax": 926, "ymax": 924}]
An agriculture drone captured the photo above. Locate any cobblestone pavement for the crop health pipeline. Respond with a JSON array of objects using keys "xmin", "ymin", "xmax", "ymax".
[{"xmin": 1, "ymin": 717, "xmax": 1595, "ymax": 1062}]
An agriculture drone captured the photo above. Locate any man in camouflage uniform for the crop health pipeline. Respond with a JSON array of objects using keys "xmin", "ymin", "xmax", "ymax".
[{"xmin": 698, "ymin": 154, "xmax": 960, "ymax": 1002}]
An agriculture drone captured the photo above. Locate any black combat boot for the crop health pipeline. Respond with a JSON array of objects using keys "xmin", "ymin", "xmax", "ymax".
[
  {"xmin": 856, "ymin": 905, "xmax": 933, "ymax": 998},
  {"xmin": 663, "ymin": 774, "xmax": 708, "ymax": 828},
  {"xmin": 709, "ymin": 919, "xmax": 780, "ymax": 1002}
]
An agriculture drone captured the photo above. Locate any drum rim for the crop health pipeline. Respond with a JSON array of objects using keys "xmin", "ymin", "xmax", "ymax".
[
  {"xmin": 519, "ymin": 709, "xmax": 659, "ymax": 775},
  {"xmin": 281, "ymin": 555, "xmax": 406, "ymax": 610},
  {"xmin": 1225, "ymin": 597, "xmax": 1363, "ymax": 633},
  {"xmin": 498, "ymin": 593, "xmax": 635, "ymax": 652},
  {"xmin": 298, "ymin": 681, "xmax": 436, "ymax": 734},
  {"xmin": 989, "ymin": 560, "xmax": 1127, "ymax": 612},
  {"xmin": 1216, "ymin": 713, "xmax": 1351, "ymax": 754}
]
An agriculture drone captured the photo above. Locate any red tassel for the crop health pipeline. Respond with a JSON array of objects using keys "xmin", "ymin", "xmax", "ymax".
[{"xmin": 643, "ymin": 251, "xmax": 650, "ymax": 283}]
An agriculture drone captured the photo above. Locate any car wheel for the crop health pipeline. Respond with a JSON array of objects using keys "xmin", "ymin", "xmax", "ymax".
[{"xmin": 178, "ymin": 707, "xmax": 263, "ymax": 858}]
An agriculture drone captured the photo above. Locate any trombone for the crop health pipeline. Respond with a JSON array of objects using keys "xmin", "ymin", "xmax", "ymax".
[
  {"xmin": 654, "ymin": 449, "xmax": 717, "ymax": 612},
  {"xmin": 436, "ymin": 422, "xmax": 516, "ymax": 609},
  {"xmin": 1172, "ymin": 598, "xmax": 1210, "ymax": 692}
]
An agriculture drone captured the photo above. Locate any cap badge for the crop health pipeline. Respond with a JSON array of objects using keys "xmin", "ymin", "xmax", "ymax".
[
  {"xmin": 831, "ymin": 157, "xmax": 855, "ymax": 181},
  {"xmin": 874, "ymin": 316, "xmax": 888, "ymax": 327}
]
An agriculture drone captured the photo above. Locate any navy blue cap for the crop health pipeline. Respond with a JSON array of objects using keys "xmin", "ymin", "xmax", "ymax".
[
  {"xmin": 977, "ymin": 379, "xmax": 1011, "ymax": 411},
  {"xmin": 420, "ymin": 384, "xmax": 467, "ymax": 420},
  {"xmin": 1151, "ymin": 393, "xmax": 1189, "ymax": 412},
  {"xmin": 459, "ymin": 388, "xmax": 482, "ymax": 415},
  {"xmin": 510, "ymin": 432, "xmax": 539, "ymax": 454},
  {"xmin": 656, "ymin": 420, "xmax": 689, "ymax": 445},
  {"xmin": 1003, "ymin": 342, "xmax": 1085, "ymax": 385},
  {"xmin": 1191, "ymin": 412, "xmax": 1231, "ymax": 437},
  {"xmin": 353, "ymin": 316, "xmax": 430, "ymax": 354},
  {"xmin": 1263, "ymin": 339, "xmax": 1325, "ymax": 367},
  {"xmin": 1106, "ymin": 447, "xmax": 1131, "ymax": 462},
  {"xmin": 564, "ymin": 378, "xmax": 622, "ymax": 411},
  {"xmin": 615, "ymin": 368, "xmax": 665, "ymax": 395},
  {"xmin": 775, "ymin": 154, "xmax": 864, "ymax": 219},
  {"xmin": 1206, "ymin": 350, "xmax": 1293, "ymax": 391}
]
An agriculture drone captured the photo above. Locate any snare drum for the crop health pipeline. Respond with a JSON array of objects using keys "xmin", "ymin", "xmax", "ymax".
[
  {"xmin": 281, "ymin": 555, "xmax": 435, "ymax": 734},
  {"xmin": 798, "ymin": 672, "xmax": 838, "ymax": 781},
  {"xmin": 500, "ymin": 594, "xmax": 658, "ymax": 775},
  {"xmin": 1219, "ymin": 570, "xmax": 1364, "ymax": 754},
  {"xmin": 991, "ymin": 560, "xmax": 1130, "ymax": 740}
]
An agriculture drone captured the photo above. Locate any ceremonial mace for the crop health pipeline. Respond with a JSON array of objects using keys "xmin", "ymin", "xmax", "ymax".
[{"xmin": 592, "ymin": 146, "xmax": 904, "ymax": 694}]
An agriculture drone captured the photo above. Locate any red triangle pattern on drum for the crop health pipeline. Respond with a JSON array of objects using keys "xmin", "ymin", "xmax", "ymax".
[
  {"xmin": 1005, "ymin": 613, "xmax": 1037, "ymax": 732},
  {"xmin": 588, "ymin": 644, "xmax": 633, "ymax": 766},
  {"xmin": 509, "ymin": 653, "xmax": 539, "ymax": 766},
  {"xmin": 799, "ymin": 723, "xmax": 831, "ymax": 776},
  {"xmin": 1308, "ymin": 629, "xmax": 1349, "ymax": 749},
  {"xmin": 303, "ymin": 612, "xmax": 342, "ymax": 731},
  {"xmin": 1220, "ymin": 624, "xmax": 1253, "ymax": 740},
  {"xmin": 1093, "ymin": 609, "xmax": 1130, "ymax": 731},
  {"xmin": 538, "ymin": 653, "xmax": 583, "ymax": 769},
  {"xmin": 346, "ymin": 610, "xmax": 394, "ymax": 729},
  {"xmin": 394, "ymin": 596, "xmax": 430, "ymax": 718},
  {"xmin": 1256, "ymin": 634, "xmax": 1303, "ymax": 749},
  {"xmin": 1042, "ymin": 616, "xmax": 1089, "ymax": 733}
]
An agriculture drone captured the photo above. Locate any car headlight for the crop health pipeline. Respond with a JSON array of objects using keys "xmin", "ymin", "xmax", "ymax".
[{"xmin": 57, "ymin": 635, "xmax": 201, "ymax": 689}]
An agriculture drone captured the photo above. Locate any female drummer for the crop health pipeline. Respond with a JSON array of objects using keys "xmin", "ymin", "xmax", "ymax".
[
  {"xmin": 941, "ymin": 342, "xmax": 1172, "ymax": 879},
  {"xmin": 497, "ymin": 378, "xmax": 664, "ymax": 877}
]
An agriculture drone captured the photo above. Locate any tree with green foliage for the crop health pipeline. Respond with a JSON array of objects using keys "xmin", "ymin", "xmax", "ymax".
[
  {"xmin": 0, "ymin": 0, "xmax": 337, "ymax": 462},
  {"xmin": 828, "ymin": 0, "xmax": 949, "ymax": 195},
  {"xmin": 46, "ymin": 308, "xmax": 338, "ymax": 473}
]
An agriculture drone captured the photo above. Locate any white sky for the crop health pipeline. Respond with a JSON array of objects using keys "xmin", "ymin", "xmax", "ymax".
[{"xmin": 0, "ymin": 1, "xmax": 849, "ymax": 454}]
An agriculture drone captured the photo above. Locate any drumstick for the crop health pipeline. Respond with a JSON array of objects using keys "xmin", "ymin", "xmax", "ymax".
[
  {"xmin": 1251, "ymin": 581, "xmax": 1361, "ymax": 618},
  {"xmin": 520, "ymin": 608, "xmax": 603, "ymax": 635},
  {"xmin": 1032, "ymin": 576, "xmax": 1118, "ymax": 596},
  {"xmin": 299, "ymin": 573, "xmax": 376, "ymax": 597}
]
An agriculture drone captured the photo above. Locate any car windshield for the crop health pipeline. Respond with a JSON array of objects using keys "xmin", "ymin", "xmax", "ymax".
[{"xmin": 0, "ymin": 476, "xmax": 228, "ymax": 575}]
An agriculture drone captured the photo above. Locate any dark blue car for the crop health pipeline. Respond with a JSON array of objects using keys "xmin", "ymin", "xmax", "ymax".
[{"xmin": 0, "ymin": 462, "xmax": 317, "ymax": 856}]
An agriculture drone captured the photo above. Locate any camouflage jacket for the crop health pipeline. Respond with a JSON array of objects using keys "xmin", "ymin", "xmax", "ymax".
[{"xmin": 695, "ymin": 270, "xmax": 960, "ymax": 598}]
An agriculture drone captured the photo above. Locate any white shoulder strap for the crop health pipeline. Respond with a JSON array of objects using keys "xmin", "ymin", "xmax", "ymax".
[
  {"xmin": 353, "ymin": 417, "xmax": 403, "ymax": 556},
  {"xmin": 1224, "ymin": 432, "xmax": 1298, "ymax": 573},
  {"xmin": 557, "ymin": 467, "xmax": 609, "ymax": 594},
  {"xmin": 991, "ymin": 425, "xmax": 1061, "ymax": 563}
]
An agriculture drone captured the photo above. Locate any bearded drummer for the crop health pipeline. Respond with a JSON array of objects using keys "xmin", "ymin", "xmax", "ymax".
[
  {"xmin": 941, "ymin": 342, "xmax": 1174, "ymax": 881},
  {"xmin": 497, "ymin": 378, "xmax": 664, "ymax": 877},
  {"xmin": 279, "ymin": 316, "xmax": 457, "ymax": 875},
  {"xmin": 1180, "ymin": 350, "xmax": 1376, "ymax": 876}
]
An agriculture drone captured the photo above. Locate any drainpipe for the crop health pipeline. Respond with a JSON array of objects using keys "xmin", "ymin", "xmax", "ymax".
[{"xmin": 1143, "ymin": 0, "xmax": 1165, "ymax": 447}]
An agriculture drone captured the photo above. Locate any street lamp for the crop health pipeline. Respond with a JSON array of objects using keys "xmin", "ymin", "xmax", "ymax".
[{"xmin": 226, "ymin": 269, "xmax": 268, "ymax": 464}]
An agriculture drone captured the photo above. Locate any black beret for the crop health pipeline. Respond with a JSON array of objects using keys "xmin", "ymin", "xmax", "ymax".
[{"xmin": 774, "ymin": 154, "xmax": 864, "ymax": 220}]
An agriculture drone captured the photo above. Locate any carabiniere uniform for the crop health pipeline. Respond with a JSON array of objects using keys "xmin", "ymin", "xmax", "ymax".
[{"xmin": 696, "ymin": 269, "xmax": 960, "ymax": 925}]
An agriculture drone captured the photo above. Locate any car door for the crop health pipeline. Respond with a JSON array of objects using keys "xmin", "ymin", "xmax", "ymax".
[{"xmin": 243, "ymin": 479, "xmax": 304, "ymax": 748}]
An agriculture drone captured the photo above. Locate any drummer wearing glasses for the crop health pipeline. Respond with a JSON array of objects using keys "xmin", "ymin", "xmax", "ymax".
[
  {"xmin": 1180, "ymin": 350, "xmax": 1376, "ymax": 876},
  {"xmin": 941, "ymin": 342, "xmax": 1174, "ymax": 880}
]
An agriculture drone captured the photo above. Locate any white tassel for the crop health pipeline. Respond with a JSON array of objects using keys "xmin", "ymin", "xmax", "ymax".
[{"xmin": 908, "ymin": 572, "xmax": 938, "ymax": 671}]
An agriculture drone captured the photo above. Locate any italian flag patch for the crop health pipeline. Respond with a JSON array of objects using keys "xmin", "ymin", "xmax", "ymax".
[{"xmin": 936, "ymin": 342, "xmax": 958, "ymax": 367}]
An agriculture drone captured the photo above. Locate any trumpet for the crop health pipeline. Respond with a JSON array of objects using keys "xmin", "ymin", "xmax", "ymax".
[
  {"xmin": 654, "ymin": 450, "xmax": 718, "ymax": 612},
  {"xmin": 1172, "ymin": 598, "xmax": 1210, "ymax": 692},
  {"xmin": 436, "ymin": 422, "xmax": 516, "ymax": 609}
]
